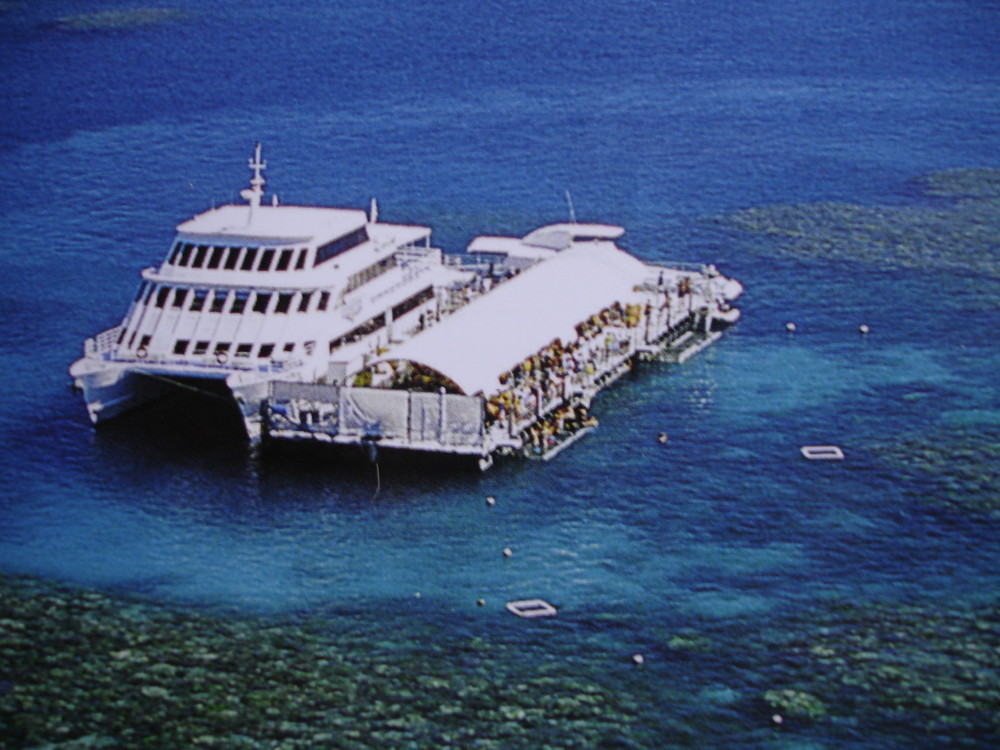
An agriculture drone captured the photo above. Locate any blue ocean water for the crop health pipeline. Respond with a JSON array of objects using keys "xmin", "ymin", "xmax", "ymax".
[{"xmin": 1, "ymin": 0, "xmax": 999, "ymax": 746}]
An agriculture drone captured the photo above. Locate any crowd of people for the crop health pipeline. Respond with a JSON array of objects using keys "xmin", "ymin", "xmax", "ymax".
[
  {"xmin": 522, "ymin": 402, "xmax": 599, "ymax": 457},
  {"xmin": 483, "ymin": 301, "xmax": 650, "ymax": 448}
]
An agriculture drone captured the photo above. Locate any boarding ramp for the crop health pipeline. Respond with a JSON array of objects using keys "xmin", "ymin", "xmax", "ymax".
[{"xmin": 265, "ymin": 382, "xmax": 487, "ymax": 454}]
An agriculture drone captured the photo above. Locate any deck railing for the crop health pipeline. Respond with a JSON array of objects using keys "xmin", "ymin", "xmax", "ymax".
[{"xmin": 85, "ymin": 326, "xmax": 124, "ymax": 357}]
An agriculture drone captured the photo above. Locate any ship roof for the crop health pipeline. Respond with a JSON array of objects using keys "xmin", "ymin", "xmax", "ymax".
[
  {"xmin": 468, "ymin": 222, "xmax": 626, "ymax": 258},
  {"xmin": 374, "ymin": 241, "xmax": 651, "ymax": 397},
  {"xmin": 176, "ymin": 204, "xmax": 369, "ymax": 244}
]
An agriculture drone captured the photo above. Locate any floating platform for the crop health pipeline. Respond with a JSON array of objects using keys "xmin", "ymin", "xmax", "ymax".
[
  {"xmin": 506, "ymin": 599, "xmax": 558, "ymax": 618},
  {"xmin": 800, "ymin": 445, "xmax": 845, "ymax": 461}
]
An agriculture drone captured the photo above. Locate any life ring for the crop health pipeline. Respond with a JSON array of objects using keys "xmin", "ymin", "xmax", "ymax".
[
  {"xmin": 136, "ymin": 346, "xmax": 148, "ymax": 359},
  {"xmin": 216, "ymin": 351, "xmax": 229, "ymax": 365}
]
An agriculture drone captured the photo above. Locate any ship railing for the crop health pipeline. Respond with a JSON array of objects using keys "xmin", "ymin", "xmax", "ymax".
[
  {"xmin": 86, "ymin": 326, "xmax": 124, "ymax": 358},
  {"xmin": 369, "ymin": 247, "xmax": 441, "ymax": 304},
  {"xmin": 396, "ymin": 246, "xmax": 442, "ymax": 280},
  {"xmin": 266, "ymin": 383, "xmax": 487, "ymax": 451},
  {"xmin": 119, "ymin": 352, "xmax": 303, "ymax": 373}
]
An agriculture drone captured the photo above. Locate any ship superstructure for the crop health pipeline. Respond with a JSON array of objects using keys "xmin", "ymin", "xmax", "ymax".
[{"xmin": 70, "ymin": 144, "xmax": 467, "ymax": 426}]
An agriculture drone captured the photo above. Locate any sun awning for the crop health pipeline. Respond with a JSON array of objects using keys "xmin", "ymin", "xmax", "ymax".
[{"xmin": 373, "ymin": 241, "xmax": 653, "ymax": 396}]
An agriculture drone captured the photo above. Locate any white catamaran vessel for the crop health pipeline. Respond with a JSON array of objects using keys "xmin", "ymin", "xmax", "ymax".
[
  {"xmin": 71, "ymin": 145, "xmax": 742, "ymax": 468},
  {"xmin": 70, "ymin": 144, "xmax": 468, "ymax": 431}
]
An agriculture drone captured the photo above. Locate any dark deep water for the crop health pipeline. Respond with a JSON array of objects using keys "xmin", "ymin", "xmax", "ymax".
[{"xmin": 1, "ymin": 1, "xmax": 998, "ymax": 746}]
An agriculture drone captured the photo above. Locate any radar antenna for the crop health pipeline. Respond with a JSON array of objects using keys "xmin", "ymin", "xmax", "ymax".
[{"xmin": 240, "ymin": 142, "xmax": 267, "ymax": 221}]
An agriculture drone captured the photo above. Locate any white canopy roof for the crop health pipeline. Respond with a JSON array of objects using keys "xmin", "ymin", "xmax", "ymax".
[
  {"xmin": 374, "ymin": 240, "xmax": 654, "ymax": 396},
  {"xmin": 467, "ymin": 222, "xmax": 626, "ymax": 258}
]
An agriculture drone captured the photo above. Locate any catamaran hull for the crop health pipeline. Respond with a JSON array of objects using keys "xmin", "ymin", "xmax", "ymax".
[
  {"xmin": 70, "ymin": 359, "xmax": 239, "ymax": 426},
  {"xmin": 69, "ymin": 363, "xmax": 174, "ymax": 424}
]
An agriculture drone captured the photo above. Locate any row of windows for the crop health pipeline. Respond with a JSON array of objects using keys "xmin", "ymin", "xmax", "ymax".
[
  {"xmin": 122, "ymin": 283, "xmax": 436, "ymax": 360},
  {"xmin": 171, "ymin": 339, "xmax": 302, "ymax": 359},
  {"xmin": 138, "ymin": 282, "xmax": 331, "ymax": 316},
  {"xmin": 391, "ymin": 286, "xmax": 434, "ymax": 320},
  {"xmin": 168, "ymin": 242, "xmax": 309, "ymax": 273},
  {"xmin": 328, "ymin": 314, "xmax": 386, "ymax": 352}
]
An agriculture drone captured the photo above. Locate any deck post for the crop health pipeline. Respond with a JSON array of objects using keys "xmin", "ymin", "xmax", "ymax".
[
  {"xmin": 406, "ymin": 390, "xmax": 413, "ymax": 444},
  {"xmin": 438, "ymin": 387, "xmax": 446, "ymax": 444}
]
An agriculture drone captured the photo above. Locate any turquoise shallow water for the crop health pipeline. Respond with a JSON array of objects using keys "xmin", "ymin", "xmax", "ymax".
[{"xmin": 0, "ymin": 1, "xmax": 999, "ymax": 746}]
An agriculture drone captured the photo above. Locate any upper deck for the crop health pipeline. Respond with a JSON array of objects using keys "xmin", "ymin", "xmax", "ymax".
[{"xmin": 176, "ymin": 203, "xmax": 368, "ymax": 246}]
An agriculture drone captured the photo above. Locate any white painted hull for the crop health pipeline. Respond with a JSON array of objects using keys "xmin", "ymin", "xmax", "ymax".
[
  {"xmin": 70, "ymin": 361, "xmax": 169, "ymax": 424},
  {"xmin": 70, "ymin": 358, "xmax": 233, "ymax": 426}
]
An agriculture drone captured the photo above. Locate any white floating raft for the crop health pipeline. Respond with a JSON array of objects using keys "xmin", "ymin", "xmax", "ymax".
[
  {"xmin": 800, "ymin": 445, "xmax": 845, "ymax": 461},
  {"xmin": 506, "ymin": 599, "xmax": 558, "ymax": 618}
]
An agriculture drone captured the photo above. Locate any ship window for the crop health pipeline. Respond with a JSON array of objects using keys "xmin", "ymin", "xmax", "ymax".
[
  {"xmin": 210, "ymin": 290, "xmax": 228, "ymax": 313},
  {"xmin": 235, "ymin": 343, "xmax": 252, "ymax": 358},
  {"xmin": 154, "ymin": 286, "xmax": 170, "ymax": 308},
  {"xmin": 173, "ymin": 340, "xmax": 189, "ymax": 355},
  {"xmin": 391, "ymin": 286, "xmax": 434, "ymax": 320},
  {"xmin": 283, "ymin": 343, "xmax": 295, "ymax": 353},
  {"xmin": 294, "ymin": 249, "xmax": 308, "ymax": 270},
  {"xmin": 139, "ymin": 334, "xmax": 151, "ymax": 349},
  {"xmin": 329, "ymin": 313, "xmax": 386, "ymax": 350},
  {"xmin": 258, "ymin": 343, "xmax": 275, "ymax": 358},
  {"xmin": 207, "ymin": 246, "xmax": 225, "ymax": 269},
  {"xmin": 178, "ymin": 243, "xmax": 195, "ymax": 266},
  {"xmin": 189, "ymin": 289, "xmax": 208, "ymax": 312},
  {"xmin": 275, "ymin": 293, "xmax": 293, "ymax": 314},
  {"xmin": 172, "ymin": 288, "xmax": 188, "ymax": 308},
  {"xmin": 314, "ymin": 226, "xmax": 369, "ymax": 265},
  {"xmin": 275, "ymin": 249, "xmax": 293, "ymax": 271},
  {"xmin": 240, "ymin": 248, "xmax": 258, "ymax": 271},
  {"xmin": 128, "ymin": 331, "xmax": 138, "ymax": 348},
  {"xmin": 257, "ymin": 248, "xmax": 276, "ymax": 272},
  {"xmin": 231, "ymin": 290, "xmax": 250, "ymax": 314},
  {"xmin": 117, "ymin": 328, "xmax": 128, "ymax": 345},
  {"xmin": 317, "ymin": 291, "xmax": 330, "ymax": 311},
  {"xmin": 223, "ymin": 247, "xmax": 240, "ymax": 270},
  {"xmin": 168, "ymin": 241, "xmax": 183, "ymax": 264},
  {"xmin": 193, "ymin": 340, "xmax": 209, "ymax": 355},
  {"xmin": 253, "ymin": 292, "xmax": 271, "ymax": 313},
  {"xmin": 215, "ymin": 342, "xmax": 231, "ymax": 356},
  {"xmin": 298, "ymin": 291, "xmax": 313, "ymax": 312},
  {"xmin": 192, "ymin": 245, "xmax": 209, "ymax": 268}
]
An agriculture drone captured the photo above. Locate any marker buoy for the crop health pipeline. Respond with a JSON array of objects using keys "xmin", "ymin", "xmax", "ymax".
[
  {"xmin": 772, "ymin": 713, "xmax": 783, "ymax": 725},
  {"xmin": 785, "ymin": 322, "xmax": 797, "ymax": 333},
  {"xmin": 477, "ymin": 598, "xmax": 486, "ymax": 607},
  {"xmin": 502, "ymin": 547, "xmax": 513, "ymax": 558},
  {"xmin": 486, "ymin": 496, "xmax": 496, "ymax": 507},
  {"xmin": 657, "ymin": 432, "xmax": 668, "ymax": 444},
  {"xmin": 632, "ymin": 654, "xmax": 645, "ymax": 665},
  {"xmin": 859, "ymin": 324, "xmax": 870, "ymax": 334}
]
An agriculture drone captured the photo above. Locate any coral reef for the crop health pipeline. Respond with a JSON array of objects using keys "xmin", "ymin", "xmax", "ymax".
[
  {"xmin": 717, "ymin": 167, "xmax": 1000, "ymax": 284},
  {"xmin": 0, "ymin": 576, "xmax": 639, "ymax": 749},
  {"xmin": 872, "ymin": 424, "xmax": 1000, "ymax": 516}
]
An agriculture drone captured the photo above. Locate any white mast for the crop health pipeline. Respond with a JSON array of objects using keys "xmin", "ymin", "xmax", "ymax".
[{"xmin": 240, "ymin": 142, "xmax": 267, "ymax": 223}]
